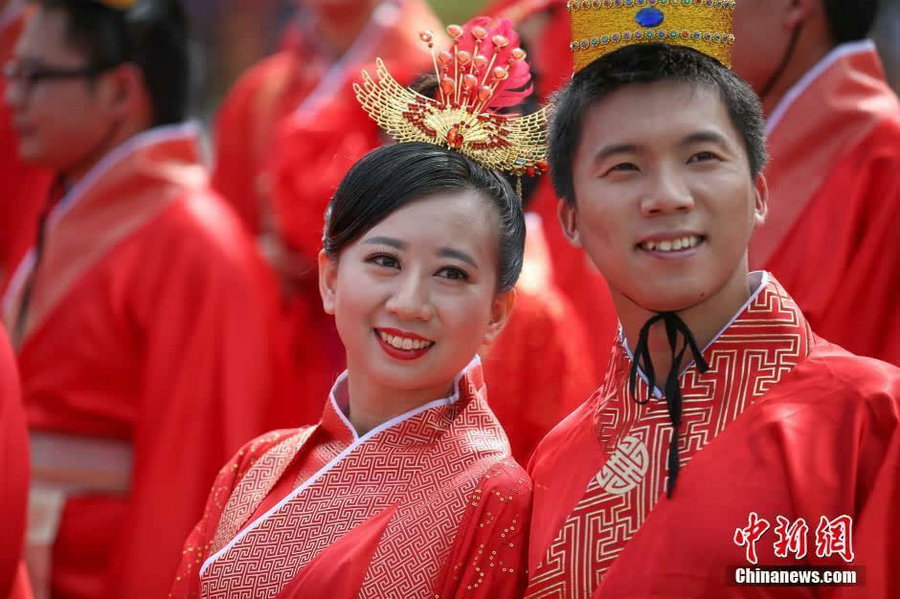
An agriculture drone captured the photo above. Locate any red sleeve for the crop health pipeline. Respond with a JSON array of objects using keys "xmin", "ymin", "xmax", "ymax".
[
  {"xmin": 813, "ymin": 141, "xmax": 900, "ymax": 365},
  {"xmin": 0, "ymin": 325, "xmax": 28, "ymax": 597},
  {"xmin": 831, "ymin": 365, "xmax": 900, "ymax": 598},
  {"xmin": 168, "ymin": 429, "xmax": 300, "ymax": 598},
  {"xmin": 98, "ymin": 198, "xmax": 292, "ymax": 598},
  {"xmin": 435, "ymin": 458, "xmax": 533, "ymax": 598},
  {"xmin": 765, "ymin": 119, "xmax": 900, "ymax": 365},
  {"xmin": 210, "ymin": 62, "xmax": 269, "ymax": 235}
]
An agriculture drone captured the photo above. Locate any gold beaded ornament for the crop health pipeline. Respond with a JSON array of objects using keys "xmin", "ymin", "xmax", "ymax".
[
  {"xmin": 353, "ymin": 19, "xmax": 549, "ymax": 178},
  {"xmin": 568, "ymin": 0, "xmax": 736, "ymax": 73}
]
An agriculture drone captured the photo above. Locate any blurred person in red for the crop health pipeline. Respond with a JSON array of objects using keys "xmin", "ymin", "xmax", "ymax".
[
  {"xmin": 1, "ymin": 324, "xmax": 31, "ymax": 598},
  {"xmin": 212, "ymin": 0, "xmax": 443, "ymax": 238},
  {"xmin": 270, "ymin": 16, "xmax": 596, "ymax": 463},
  {"xmin": 484, "ymin": 0, "xmax": 619, "ymax": 378},
  {"xmin": 212, "ymin": 0, "xmax": 445, "ymax": 409},
  {"xmin": 2, "ymin": 0, "xmax": 295, "ymax": 597},
  {"xmin": 0, "ymin": 0, "xmax": 51, "ymax": 289},
  {"xmin": 733, "ymin": 0, "xmax": 899, "ymax": 364}
]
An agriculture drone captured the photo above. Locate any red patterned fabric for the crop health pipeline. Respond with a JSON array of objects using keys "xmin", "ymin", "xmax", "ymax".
[
  {"xmin": 2, "ymin": 125, "xmax": 296, "ymax": 599},
  {"xmin": 749, "ymin": 43, "xmax": 900, "ymax": 365},
  {"xmin": 170, "ymin": 360, "xmax": 532, "ymax": 598},
  {"xmin": 525, "ymin": 274, "xmax": 900, "ymax": 598}
]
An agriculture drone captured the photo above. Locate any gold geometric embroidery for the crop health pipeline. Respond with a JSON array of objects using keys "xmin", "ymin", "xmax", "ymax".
[{"xmin": 210, "ymin": 427, "xmax": 316, "ymax": 555}]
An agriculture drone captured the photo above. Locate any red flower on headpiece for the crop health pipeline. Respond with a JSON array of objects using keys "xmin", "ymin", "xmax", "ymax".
[{"xmin": 451, "ymin": 17, "xmax": 534, "ymax": 110}]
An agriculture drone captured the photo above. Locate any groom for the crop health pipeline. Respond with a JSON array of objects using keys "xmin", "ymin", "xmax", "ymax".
[{"xmin": 524, "ymin": 3, "xmax": 899, "ymax": 598}]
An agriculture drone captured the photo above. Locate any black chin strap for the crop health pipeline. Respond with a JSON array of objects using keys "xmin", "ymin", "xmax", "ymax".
[
  {"xmin": 628, "ymin": 312, "xmax": 710, "ymax": 498},
  {"xmin": 760, "ymin": 24, "xmax": 804, "ymax": 102}
]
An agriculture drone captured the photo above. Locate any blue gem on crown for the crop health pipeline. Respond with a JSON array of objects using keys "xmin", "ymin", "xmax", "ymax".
[{"xmin": 635, "ymin": 6, "xmax": 665, "ymax": 28}]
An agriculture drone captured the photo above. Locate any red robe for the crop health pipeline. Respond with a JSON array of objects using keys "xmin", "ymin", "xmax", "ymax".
[
  {"xmin": 0, "ymin": 7, "xmax": 52, "ymax": 289},
  {"xmin": 2, "ymin": 124, "xmax": 296, "ymax": 599},
  {"xmin": 749, "ymin": 41, "xmax": 900, "ymax": 365},
  {"xmin": 170, "ymin": 358, "xmax": 531, "ymax": 598},
  {"xmin": 210, "ymin": 40, "xmax": 324, "ymax": 236},
  {"xmin": 0, "ymin": 324, "xmax": 31, "ymax": 599},
  {"xmin": 525, "ymin": 274, "xmax": 899, "ymax": 598},
  {"xmin": 526, "ymin": 182, "xmax": 619, "ymax": 378}
]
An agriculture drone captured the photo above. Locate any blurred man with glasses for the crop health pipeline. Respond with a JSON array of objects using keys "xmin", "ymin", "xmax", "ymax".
[
  {"xmin": 3, "ymin": 1, "xmax": 297, "ymax": 597},
  {"xmin": 0, "ymin": 0, "xmax": 51, "ymax": 292}
]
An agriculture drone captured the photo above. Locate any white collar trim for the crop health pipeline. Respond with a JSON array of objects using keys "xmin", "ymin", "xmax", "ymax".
[
  {"xmin": 47, "ymin": 121, "xmax": 201, "ymax": 229},
  {"xmin": 765, "ymin": 40, "xmax": 877, "ymax": 137},
  {"xmin": 327, "ymin": 354, "xmax": 478, "ymax": 442},
  {"xmin": 1, "ymin": 122, "xmax": 201, "ymax": 315}
]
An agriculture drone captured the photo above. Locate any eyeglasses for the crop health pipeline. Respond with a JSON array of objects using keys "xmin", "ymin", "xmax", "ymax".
[{"xmin": 3, "ymin": 60, "xmax": 117, "ymax": 93}]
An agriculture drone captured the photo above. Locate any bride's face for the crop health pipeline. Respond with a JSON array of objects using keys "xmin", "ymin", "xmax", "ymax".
[{"xmin": 319, "ymin": 190, "xmax": 513, "ymax": 400}]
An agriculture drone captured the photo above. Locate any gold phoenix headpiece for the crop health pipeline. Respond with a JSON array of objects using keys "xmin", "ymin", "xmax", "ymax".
[
  {"xmin": 568, "ymin": 0, "xmax": 736, "ymax": 73},
  {"xmin": 354, "ymin": 17, "xmax": 549, "ymax": 177}
]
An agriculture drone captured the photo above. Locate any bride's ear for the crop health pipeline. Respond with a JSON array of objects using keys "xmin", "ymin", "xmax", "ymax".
[
  {"xmin": 319, "ymin": 250, "xmax": 338, "ymax": 315},
  {"xmin": 481, "ymin": 288, "xmax": 516, "ymax": 348}
]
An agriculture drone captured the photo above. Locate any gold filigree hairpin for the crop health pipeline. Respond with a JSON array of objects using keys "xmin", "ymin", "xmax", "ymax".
[{"xmin": 353, "ymin": 17, "xmax": 549, "ymax": 177}]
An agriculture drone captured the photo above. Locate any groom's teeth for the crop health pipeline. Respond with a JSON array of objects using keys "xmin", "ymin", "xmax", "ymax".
[{"xmin": 641, "ymin": 235, "xmax": 701, "ymax": 252}]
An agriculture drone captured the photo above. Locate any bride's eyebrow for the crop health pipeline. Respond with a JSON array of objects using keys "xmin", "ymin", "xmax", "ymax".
[
  {"xmin": 436, "ymin": 247, "xmax": 477, "ymax": 268},
  {"xmin": 362, "ymin": 236, "xmax": 404, "ymax": 249}
]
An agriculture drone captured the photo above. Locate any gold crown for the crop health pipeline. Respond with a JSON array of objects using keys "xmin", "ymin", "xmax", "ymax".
[
  {"xmin": 568, "ymin": 0, "xmax": 735, "ymax": 72},
  {"xmin": 353, "ymin": 20, "xmax": 549, "ymax": 177}
]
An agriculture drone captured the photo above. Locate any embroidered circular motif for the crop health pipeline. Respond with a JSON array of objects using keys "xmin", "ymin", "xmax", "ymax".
[{"xmin": 595, "ymin": 435, "xmax": 649, "ymax": 495}]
